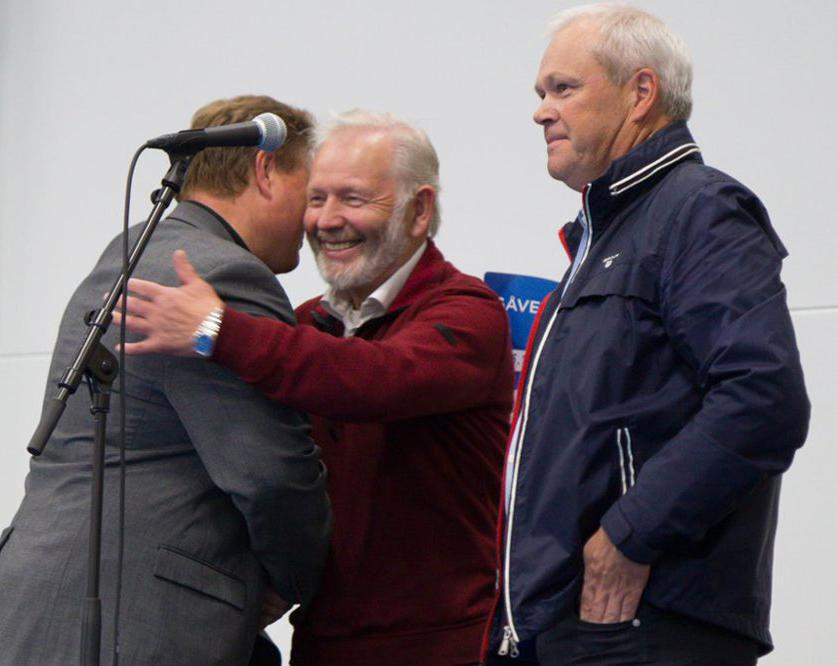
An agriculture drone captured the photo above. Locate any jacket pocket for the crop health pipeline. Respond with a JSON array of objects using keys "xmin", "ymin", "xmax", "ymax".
[
  {"xmin": 0, "ymin": 526, "xmax": 13, "ymax": 553},
  {"xmin": 616, "ymin": 427, "xmax": 636, "ymax": 495},
  {"xmin": 153, "ymin": 545, "xmax": 246, "ymax": 610},
  {"xmin": 561, "ymin": 261, "xmax": 656, "ymax": 310}
]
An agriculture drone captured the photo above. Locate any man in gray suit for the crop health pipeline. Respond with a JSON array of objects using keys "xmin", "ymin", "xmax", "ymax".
[{"xmin": 0, "ymin": 95, "xmax": 332, "ymax": 665}]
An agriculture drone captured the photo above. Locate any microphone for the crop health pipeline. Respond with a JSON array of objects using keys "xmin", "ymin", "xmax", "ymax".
[{"xmin": 145, "ymin": 112, "xmax": 287, "ymax": 154}]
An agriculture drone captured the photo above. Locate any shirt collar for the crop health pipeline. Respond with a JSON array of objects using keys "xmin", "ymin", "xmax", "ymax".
[
  {"xmin": 178, "ymin": 200, "xmax": 250, "ymax": 251},
  {"xmin": 321, "ymin": 240, "xmax": 428, "ymax": 336}
]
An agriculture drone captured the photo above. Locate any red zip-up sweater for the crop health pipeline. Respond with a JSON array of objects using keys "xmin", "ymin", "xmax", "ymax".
[{"xmin": 213, "ymin": 242, "xmax": 514, "ymax": 665}]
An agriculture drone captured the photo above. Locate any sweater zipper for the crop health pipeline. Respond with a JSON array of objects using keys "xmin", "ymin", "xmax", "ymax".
[{"xmin": 499, "ymin": 186, "xmax": 594, "ymax": 656}]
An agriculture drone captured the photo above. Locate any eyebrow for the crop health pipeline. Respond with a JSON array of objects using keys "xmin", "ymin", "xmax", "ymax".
[
  {"xmin": 306, "ymin": 184, "xmax": 372, "ymax": 198},
  {"xmin": 544, "ymin": 72, "xmax": 581, "ymax": 88}
]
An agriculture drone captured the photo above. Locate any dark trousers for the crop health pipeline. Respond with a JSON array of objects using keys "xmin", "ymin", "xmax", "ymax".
[{"xmin": 535, "ymin": 603, "xmax": 760, "ymax": 666}]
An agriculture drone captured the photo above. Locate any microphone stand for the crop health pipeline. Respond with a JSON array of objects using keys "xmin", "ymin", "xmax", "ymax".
[{"xmin": 26, "ymin": 150, "xmax": 194, "ymax": 666}]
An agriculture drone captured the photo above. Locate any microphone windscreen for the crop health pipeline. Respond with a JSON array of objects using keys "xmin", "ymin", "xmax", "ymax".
[{"xmin": 255, "ymin": 113, "xmax": 287, "ymax": 151}]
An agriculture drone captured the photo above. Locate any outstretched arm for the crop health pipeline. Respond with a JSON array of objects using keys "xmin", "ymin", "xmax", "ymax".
[{"xmin": 118, "ymin": 248, "xmax": 513, "ymax": 422}]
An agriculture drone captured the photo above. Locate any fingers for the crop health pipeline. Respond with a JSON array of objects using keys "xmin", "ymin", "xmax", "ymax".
[
  {"xmin": 111, "ymin": 311, "xmax": 151, "ymax": 335},
  {"xmin": 605, "ymin": 588, "xmax": 626, "ymax": 623},
  {"xmin": 117, "ymin": 292, "xmax": 157, "ymax": 319},
  {"xmin": 106, "ymin": 256, "xmax": 218, "ymax": 357},
  {"xmin": 579, "ymin": 571, "xmax": 608, "ymax": 622},
  {"xmin": 579, "ymin": 527, "xmax": 650, "ymax": 624},
  {"xmin": 592, "ymin": 575, "xmax": 628, "ymax": 622},
  {"xmin": 580, "ymin": 575, "xmax": 630, "ymax": 623},
  {"xmin": 616, "ymin": 586, "xmax": 643, "ymax": 622},
  {"xmin": 112, "ymin": 293, "xmax": 155, "ymax": 332},
  {"xmin": 172, "ymin": 250, "xmax": 198, "ymax": 286},
  {"xmin": 579, "ymin": 528, "xmax": 608, "ymax": 622},
  {"xmin": 581, "ymin": 583, "xmax": 644, "ymax": 623},
  {"xmin": 114, "ymin": 339, "xmax": 160, "ymax": 356},
  {"xmin": 124, "ymin": 277, "xmax": 167, "ymax": 301}
]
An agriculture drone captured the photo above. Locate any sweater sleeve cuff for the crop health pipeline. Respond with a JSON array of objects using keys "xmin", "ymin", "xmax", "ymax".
[
  {"xmin": 600, "ymin": 502, "xmax": 661, "ymax": 564},
  {"xmin": 212, "ymin": 306, "xmax": 252, "ymax": 365}
]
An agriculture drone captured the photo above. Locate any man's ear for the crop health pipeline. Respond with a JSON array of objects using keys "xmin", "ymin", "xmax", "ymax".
[
  {"xmin": 628, "ymin": 67, "xmax": 661, "ymax": 122},
  {"xmin": 409, "ymin": 186, "xmax": 435, "ymax": 238},
  {"xmin": 253, "ymin": 151, "xmax": 276, "ymax": 198}
]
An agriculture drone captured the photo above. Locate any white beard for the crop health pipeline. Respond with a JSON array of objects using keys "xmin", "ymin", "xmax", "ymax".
[{"xmin": 310, "ymin": 199, "xmax": 411, "ymax": 293}]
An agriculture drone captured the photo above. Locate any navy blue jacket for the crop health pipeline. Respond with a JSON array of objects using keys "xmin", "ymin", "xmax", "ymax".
[{"xmin": 486, "ymin": 121, "xmax": 809, "ymax": 659}]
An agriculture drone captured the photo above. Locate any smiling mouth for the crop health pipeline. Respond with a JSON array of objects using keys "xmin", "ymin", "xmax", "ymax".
[{"xmin": 321, "ymin": 239, "xmax": 362, "ymax": 252}]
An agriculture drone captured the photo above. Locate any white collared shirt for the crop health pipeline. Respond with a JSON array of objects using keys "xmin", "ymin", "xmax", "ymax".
[{"xmin": 320, "ymin": 241, "xmax": 428, "ymax": 337}]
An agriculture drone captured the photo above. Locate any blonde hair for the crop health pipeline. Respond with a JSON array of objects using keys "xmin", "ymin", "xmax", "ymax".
[{"xmin": 181, "ymin": 95, "xmax": 314, "ymax": 199}]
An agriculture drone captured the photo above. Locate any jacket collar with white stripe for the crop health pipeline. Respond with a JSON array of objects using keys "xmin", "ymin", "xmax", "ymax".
[{"xmin": 584, "ymin": 120, "xmax": 702, "ymax": 239}]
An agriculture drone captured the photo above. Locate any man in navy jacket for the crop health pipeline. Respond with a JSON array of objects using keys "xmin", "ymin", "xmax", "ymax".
[{"xmin": 486, "ymin": 4, "xmax": 809, "ymax": 665}]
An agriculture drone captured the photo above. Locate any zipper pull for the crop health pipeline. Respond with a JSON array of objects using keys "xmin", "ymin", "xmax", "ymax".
[
  {"xmin": 497, "ymin": 627, "xmax": 510, "ymax": 656},
  {"xmin": 497, "ymin": 626, "xmax": 520, "ymax": 658}
]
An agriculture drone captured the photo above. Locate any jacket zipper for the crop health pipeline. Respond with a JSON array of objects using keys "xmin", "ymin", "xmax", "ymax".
[{"xmin": 499, "ymin": 187, "xmax": 594, "ymax": 656}]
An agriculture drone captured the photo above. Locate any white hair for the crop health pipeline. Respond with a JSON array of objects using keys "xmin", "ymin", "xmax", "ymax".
[
  {"xmin": 312, "ymin": 110, "xmax": 442, "ymax": 237},
  {"xmin": 548, "ymin": 3, "xmax": 693, "ymax": 121}
]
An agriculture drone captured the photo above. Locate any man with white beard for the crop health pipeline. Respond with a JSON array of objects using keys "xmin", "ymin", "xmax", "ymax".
[{"xmin": 116, "ymin": 111, "xmax": 514, "ymax": 666}]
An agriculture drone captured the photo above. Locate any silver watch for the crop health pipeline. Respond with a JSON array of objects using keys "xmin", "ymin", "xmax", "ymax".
[{"xmin": 192, "ymin": 307, "xmax": 224, "ymax": 358}]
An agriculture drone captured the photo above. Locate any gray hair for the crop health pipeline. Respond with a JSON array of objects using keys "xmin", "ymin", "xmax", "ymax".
[
  {"xmin": 313, "ymin": 110, "xmax": 442, "ymax": 237},
  {"xmin": 548, "ymin": 3, "xmax": 693, "ymax": 121}
]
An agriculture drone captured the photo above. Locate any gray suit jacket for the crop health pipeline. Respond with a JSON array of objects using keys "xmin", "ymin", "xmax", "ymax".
[{"xmin": 0, "ymin": 202, "xmax": 332, "ymax": 665}]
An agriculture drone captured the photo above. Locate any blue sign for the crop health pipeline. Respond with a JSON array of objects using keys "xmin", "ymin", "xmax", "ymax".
[{"xmin": 484, "ymin": 272, "xmax": 558, "ymax": 384}]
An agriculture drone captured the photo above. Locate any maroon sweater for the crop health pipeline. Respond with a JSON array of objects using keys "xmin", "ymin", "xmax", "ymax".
[{"xmin": 213, "ymin": 242, "xmax": 513, "ymax": 665}]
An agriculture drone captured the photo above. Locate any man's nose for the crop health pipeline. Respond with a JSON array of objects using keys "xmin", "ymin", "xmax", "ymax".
[
  {"xmin": 533, "ymin": 98, "xmax": 556, "ymax": 126},
  {"xmin": 313, "ymin": 197, "xmax": 344, "ymax": 230}
]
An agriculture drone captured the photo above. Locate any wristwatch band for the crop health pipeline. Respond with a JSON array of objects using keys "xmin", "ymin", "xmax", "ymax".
[{"xmin": 192, "ymin": 306, "xmax": 224, "ymax": 358}]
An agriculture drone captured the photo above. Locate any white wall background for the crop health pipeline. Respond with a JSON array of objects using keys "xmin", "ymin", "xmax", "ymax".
[{"xmin": 1, "ymin": 0, "xmax": 835, "ymax": 662}]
